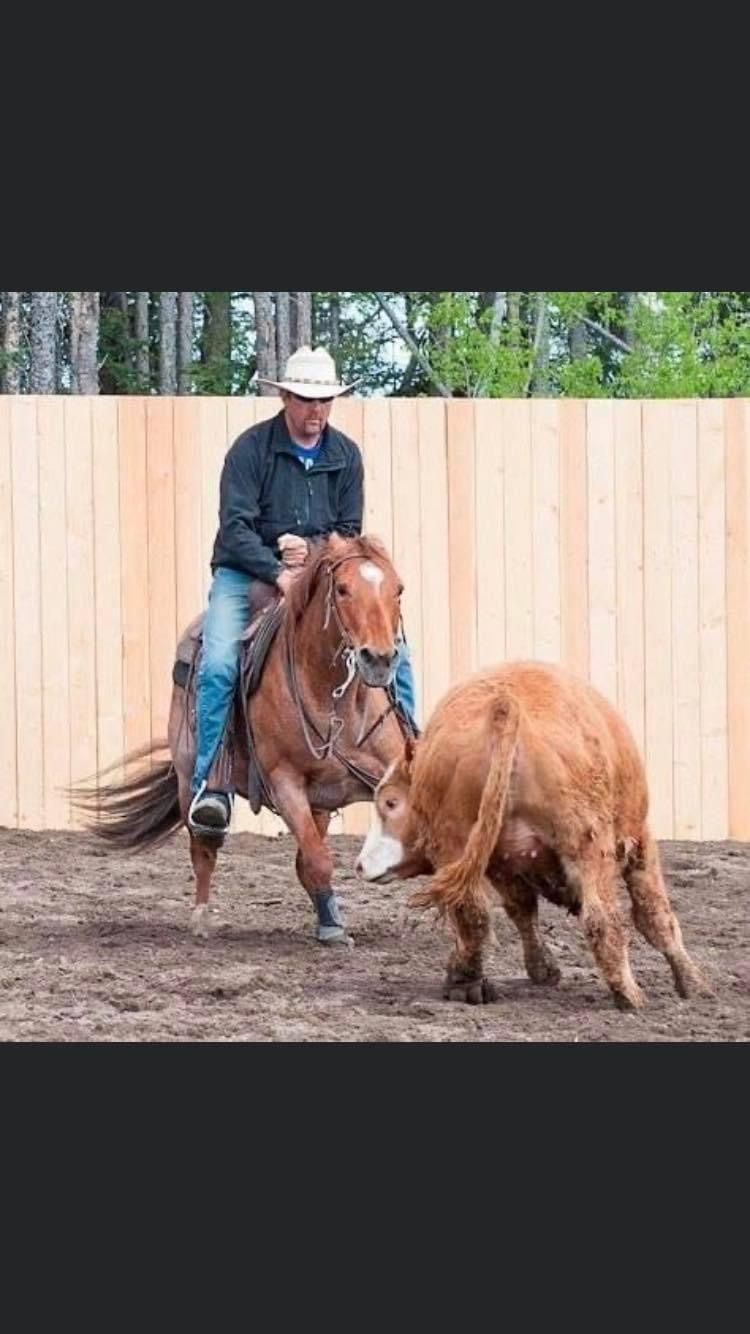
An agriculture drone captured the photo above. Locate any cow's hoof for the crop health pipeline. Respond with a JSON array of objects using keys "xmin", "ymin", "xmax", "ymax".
[
  {"xmin": 444, "ymin": 977, "xmax": 497, "ymax": 1005},
  {"xmin": 674, "ymin": 964, "xmax": 715, "ymax": 1000},
  {"xmin": 528, "ymin": 952, "xmax": 562, "ymax": 986},
  {"xmin": 613, "ymin": 984, "xmax": 645, "ymax": 1011}
]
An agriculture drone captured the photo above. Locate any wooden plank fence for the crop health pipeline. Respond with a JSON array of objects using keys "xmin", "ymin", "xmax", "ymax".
[{"xmin": 0, "ymin": 395, "xmax": 747, "ymax": 840}]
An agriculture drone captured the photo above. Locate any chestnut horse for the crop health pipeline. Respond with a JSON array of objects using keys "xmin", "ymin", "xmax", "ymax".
[{"xmin": 72, "ymin": 533, "xmax": 411, "ymax": 945}]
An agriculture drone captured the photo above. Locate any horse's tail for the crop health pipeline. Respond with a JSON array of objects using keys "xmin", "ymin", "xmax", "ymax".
[
  {"xmin": 410, "ymin": 690, "xmax": 520, "ymax": 920},
  {"xmin": 68, "ymin": 740, "xmax": 183, "ymax": 852}
]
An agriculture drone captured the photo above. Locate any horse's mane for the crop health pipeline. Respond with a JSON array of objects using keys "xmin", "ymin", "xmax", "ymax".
[{"xmin": 280, "ymin": 532, "xmax": 394, "ymax": 639}]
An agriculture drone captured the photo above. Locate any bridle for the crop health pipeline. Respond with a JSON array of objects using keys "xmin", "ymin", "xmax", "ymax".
[{"xmin": 283, "ymin": 552, "xmax": 416, "ymax": 790}]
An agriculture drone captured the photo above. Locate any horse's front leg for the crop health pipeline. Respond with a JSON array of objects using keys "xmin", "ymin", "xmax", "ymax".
[{"xmin": 274, "ymin": 779, "xmax": 351, "ymax": 946}]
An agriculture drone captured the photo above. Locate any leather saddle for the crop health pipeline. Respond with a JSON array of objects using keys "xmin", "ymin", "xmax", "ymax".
[{"xmin": 172, "ymin": 581, "xmax": 284, "ymax": 814}]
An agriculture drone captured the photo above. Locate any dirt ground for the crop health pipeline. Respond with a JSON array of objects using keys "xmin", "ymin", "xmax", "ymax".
[{"xmin": 0, "ymin": 826, "xmax": 747, "ymax": 1042}]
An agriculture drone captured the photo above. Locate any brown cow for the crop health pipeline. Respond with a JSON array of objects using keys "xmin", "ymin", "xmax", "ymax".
[{"xmin": 356, "ymin": 662, "xmax": 712, "ymax": 1010}]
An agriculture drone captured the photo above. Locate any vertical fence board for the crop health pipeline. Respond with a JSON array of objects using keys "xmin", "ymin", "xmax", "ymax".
[
  {"xmin": 38, "ymin": 398, "xmax": 71, "ymax": 826},
  {"xmin": 12, "ymin": 398, "xmax": 44, "ymax": 826}
]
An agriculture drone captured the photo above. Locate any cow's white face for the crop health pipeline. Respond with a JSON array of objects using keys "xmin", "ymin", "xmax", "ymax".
[
  {"xmin": 356, "ymin": 756, "xmax": 415, "ymax": 882},
  {"xmin": 357, "ymin": 816, "xmax": 404, "ymax": 882}
]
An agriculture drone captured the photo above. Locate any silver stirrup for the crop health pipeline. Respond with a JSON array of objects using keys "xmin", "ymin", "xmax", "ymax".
[{"xmin": 188, "ymin": 782, "xmax": 234, "ymax": 834}]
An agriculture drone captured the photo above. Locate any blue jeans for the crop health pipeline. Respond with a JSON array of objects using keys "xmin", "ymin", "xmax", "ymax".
[{"xmin": 192, "ymin": 566, "xmax": 418, "ymax": 793}]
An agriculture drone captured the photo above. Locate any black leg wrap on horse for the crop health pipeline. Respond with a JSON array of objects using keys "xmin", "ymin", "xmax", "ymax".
[{"xmin": 314, "ymin": 889, "xmax": 344, "ymax": 929}]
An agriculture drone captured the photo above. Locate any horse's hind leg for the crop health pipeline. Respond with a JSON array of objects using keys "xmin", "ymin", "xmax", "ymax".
[
  {"xmin": 189, "ymin": 833, "xmax": 219, "ymax": 938},
  {"xmin": 168, "ymin": 695, "xmax": 219, "ymax": 938}
]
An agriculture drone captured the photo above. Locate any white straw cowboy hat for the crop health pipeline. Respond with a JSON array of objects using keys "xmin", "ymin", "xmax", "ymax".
[{"xmin": 257, "ymin": 345, "xmax": 358, "ymax": 398}]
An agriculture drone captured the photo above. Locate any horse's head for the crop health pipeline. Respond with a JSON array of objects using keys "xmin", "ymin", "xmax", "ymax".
[
  {"xmin": 285, "ymin": 531, "xmax": 404, "ymax": 689},
  {"xmin": 323, "ymin": 532, "xmax": 403, "ymax": 687}
]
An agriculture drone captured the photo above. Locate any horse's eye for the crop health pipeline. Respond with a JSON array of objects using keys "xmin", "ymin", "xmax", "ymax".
[
  {"xmin": 336, "ymin": 583, "xmax": 349, "ymax": 597},
  {"xmin": 384, "ymin": 797, "xmax": 398, "ymax": 812}
]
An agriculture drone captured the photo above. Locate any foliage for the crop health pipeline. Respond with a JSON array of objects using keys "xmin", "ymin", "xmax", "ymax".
[{"xmin": 4, "ymin": 291, "xmax": 750, "ymax": 397}]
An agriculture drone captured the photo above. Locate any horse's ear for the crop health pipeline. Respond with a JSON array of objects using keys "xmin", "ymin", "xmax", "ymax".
[{"xmin": 327, "ymin": 531, "xmax": 348, "ymax": 556}]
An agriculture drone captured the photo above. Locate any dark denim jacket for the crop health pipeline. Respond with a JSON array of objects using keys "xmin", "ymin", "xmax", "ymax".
[{"xmin": 211, "ymin": 410, "xmax": 364, "ymax": 585}]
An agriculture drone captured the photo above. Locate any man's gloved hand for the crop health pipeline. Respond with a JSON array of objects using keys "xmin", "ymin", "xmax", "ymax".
[{"xmin": 278, "ymin": 533, "xmax": 309, "ymax": 569}]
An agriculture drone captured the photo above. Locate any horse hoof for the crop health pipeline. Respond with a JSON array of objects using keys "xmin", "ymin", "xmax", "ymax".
[
  {"xmin": 191, "ymin": 906, "xmax": 210, "ymax": 939},
  {"xmin": 316, "ymin": 925, "xmax": 354, "ymax": 948}
]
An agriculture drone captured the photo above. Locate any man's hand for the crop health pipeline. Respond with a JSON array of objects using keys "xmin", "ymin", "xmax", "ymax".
[
  {"xmin": 276, "ymin": 567, "xmax": 302, "ymax": 598},
  {"xmin": 278, "ymin": 532, "xmax": 309, "ymax": 569}
]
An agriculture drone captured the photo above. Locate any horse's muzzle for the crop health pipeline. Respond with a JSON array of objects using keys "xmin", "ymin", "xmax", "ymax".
[{"xmin": 355, "ymin": 646, "xmax": 396, "ymax": 688}]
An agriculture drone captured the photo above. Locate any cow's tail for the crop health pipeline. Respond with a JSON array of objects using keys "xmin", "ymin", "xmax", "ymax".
[{"xmin": 410, "ymin": 690, "xmax": 520, "ymax": 919}]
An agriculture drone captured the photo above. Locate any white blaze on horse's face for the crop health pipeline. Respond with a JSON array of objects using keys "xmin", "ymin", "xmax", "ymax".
[
  {"xmin": 359, "ymin": 561, "xmax": 384, "ymax": 589},
  {"xmin": 346, "ymin": 558, "xmax": 399, "ymax": 688}
]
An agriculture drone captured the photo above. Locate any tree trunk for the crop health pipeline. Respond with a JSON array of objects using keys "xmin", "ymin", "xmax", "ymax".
[
  {"xmin": 295, "ymin": 292, "xmax": 312, "ymax": 348},
  {"xmin": 70, "ymin": 292, "xmax": 100, "ymax": 393},
  {"xmin": 478, "ymin": 292, "xmax": 507, "ymax": 342},
  {"xmin": 489, "ymin": 292, "xmax": 507, "ymax": 344},
  {"xmin": 330, "ymin": 294, "xmax": 340, "ymax": 359},
  {"xmin": 373, "ymin": 292, "xmax": 451, "ymax": 397},
  {"xmin": 623, "ymin": 292, "xmax": 637, "ymax": 349},
  {"xmin": 55, "ymin": 293, "xmax": 65, "ymax": 392},
  {"xmin": 30, "ymin": 292, "xmax": 57, "ymax": 392},
  {"xmin": 530, "ymin": 293, "xmax": 550, "ymax": 396},
  {"xmin": 429, "ymin": 293, "xmax": 451, "ymax": 365},
  {"xmin": 159, "ymin": 292, "xmax": 178, "ymax": 394},
  {"xmin": 253, "ymin": 292, "xmax": 276, "ymax": 394},
  {"xmin": 200, "ymin": 292, "xmax": 232, "ymax": 393},
  {"xmin": 135, "ymin": 292, "xmax": 150, "ymax": 391},
  {"xmin": 178, "ymin": 292, "xmax": 194, "ymax": 394},
  {"xmin": 2, "ymin": 291, "xmax": 22, "ymax": 393},
  {"xmin": 570, "ymin": 319, "xmax": 587, "ymax": 360},
  {"xmin": 508, "ymin": 292, "xmax": 521, "ymax": 334},
  {"xmin": 275, "ymin": 292, "xmax": 291, "ymax": 376}
]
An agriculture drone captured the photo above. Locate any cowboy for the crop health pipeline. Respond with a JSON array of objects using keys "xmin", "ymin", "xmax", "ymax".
[{"xmin": 188, "ymin": 345, "xmax": 418, "ymax": 835}]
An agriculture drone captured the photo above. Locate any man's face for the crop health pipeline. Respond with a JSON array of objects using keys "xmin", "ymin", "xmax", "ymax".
[{"xmin": 281, "ymin": 391, "xmax": 334, "ymax": 442}]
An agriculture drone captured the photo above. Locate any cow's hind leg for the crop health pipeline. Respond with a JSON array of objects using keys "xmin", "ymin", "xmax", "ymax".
[
  {"xmin": 624, "ymin": 828, "xmax": 713, "ymax": 999},
  {"xmin": 190, "ymin": 833, "xmax": 219, "ymax": 938},
  {"xmin": 492, "ymin": 877, "xmax": 561, "ymax": 985},
  {"xmin": 444, "ymin": 893, "xmax": 496, "ymax": 1005},
  {"xmin": 566, "ymin": 844, "xmax": 644, "ymax": 1010}
]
